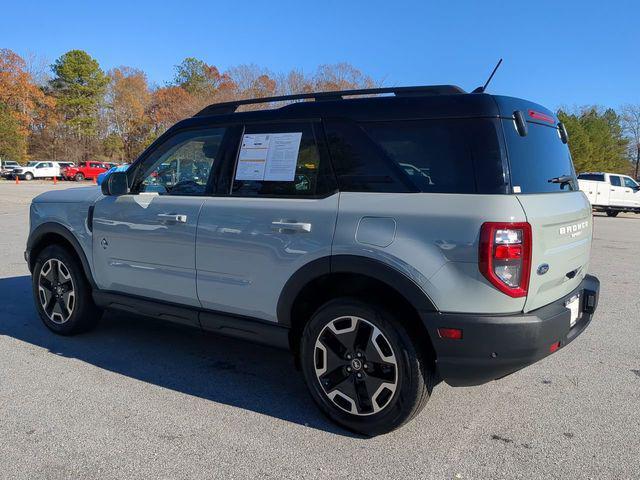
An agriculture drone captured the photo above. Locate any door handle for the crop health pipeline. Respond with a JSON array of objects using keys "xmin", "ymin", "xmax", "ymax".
[
  {"xmin": 271, "ymin": 220, "xmax": 312, "ymax": 233},
  {"xmin": 157, "ymin": 213, "xmax": 188, "ymax": 223}
]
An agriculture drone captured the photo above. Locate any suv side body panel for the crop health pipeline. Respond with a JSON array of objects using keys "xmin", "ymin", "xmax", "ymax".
[
  {"xmin": 333, "ymin": 192, "xmax": 528, "ymax": 314},
  {"xmin": 92, "ymin": 194, "xmax": 206, "ymax": 307},
  {"xmin": 29, "ymin": 186, "xmax": 103, "ymax": 278},
  {"xmin": 196, "ymin": 194, "xmax": 339, "ymax": 322}
]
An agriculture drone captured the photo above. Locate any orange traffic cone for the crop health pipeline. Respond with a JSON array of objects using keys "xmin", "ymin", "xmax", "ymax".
[
  {"xmin": 53, "ymin": 176, "xmax": 57, "ymax": 185},
  {"xmin": 15, "ymin": 175, "xmax": 19, "ymax": 185},
  {"xmin": 93, "ymin": 176, "xmax": 97, "ymax": 185}
]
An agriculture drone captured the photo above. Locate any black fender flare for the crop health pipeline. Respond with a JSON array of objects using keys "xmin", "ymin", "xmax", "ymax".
[
  {"xmin": 276, "ymin": 254, "xmax": 438, "ymax": 327},
  {"xmin": 27, "ymin": 222, "xmax": 96, "ymax": 288}
]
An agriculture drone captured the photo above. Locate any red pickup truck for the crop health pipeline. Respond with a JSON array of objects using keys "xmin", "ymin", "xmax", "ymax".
[{"xmin": 63, "ymin": 162, "xmax": 115, "ymax": 181}]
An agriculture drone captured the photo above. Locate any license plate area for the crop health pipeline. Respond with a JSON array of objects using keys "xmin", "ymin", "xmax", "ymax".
[{"xmin": 565, "ymin": 294, "xmax": 581, "ymax": 328}]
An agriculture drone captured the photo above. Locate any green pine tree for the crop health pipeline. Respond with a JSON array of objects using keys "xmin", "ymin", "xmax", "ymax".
[
  {"xmin": 558, "ymin": 107, "xmax": 631, "ymax": 174},
  {"xmin": 49, "ymin": 50, "xmax": 108, "ymax": 140}
]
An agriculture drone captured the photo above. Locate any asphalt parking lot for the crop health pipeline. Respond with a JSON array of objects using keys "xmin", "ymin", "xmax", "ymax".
[{"xmin": 0, "ymin": 180, "xmax": 638, "ymax": 480}]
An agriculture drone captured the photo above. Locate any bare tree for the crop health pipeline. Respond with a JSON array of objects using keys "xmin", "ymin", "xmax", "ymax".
[
  {"xmin": 23, "ymin": 50, "xmax": 50, "ymax": 87},
  {"xmin": 621, "ymin": 104, "xmax": 640, "ymax": 179}
]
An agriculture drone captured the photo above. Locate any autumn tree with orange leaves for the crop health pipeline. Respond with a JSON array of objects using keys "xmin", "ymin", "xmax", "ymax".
[
  {"xmin": 106, "ymin": 67, "xmax": 152, "ymax": 161},
  {"xmin": 0, "ymin": 48, "xmax": 54, "ymax": 161}
]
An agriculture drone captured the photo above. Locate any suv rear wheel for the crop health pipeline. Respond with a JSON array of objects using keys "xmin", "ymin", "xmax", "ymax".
[
  {"xmin": 300, "ymin": 298, "xmax": 433, "ymax": 436},
  {"xmin": 74, "ymin": 172, "xmax": 85, "ymax": 181},
  {"xmin": 32, "ymin": 244, "xmax": 101, "ymax": 335}
]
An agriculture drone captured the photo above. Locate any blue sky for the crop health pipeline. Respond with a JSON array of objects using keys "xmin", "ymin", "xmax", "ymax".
[{"xmin": 4, "ymin": 0, "xmax": 639, "ymax": 110}]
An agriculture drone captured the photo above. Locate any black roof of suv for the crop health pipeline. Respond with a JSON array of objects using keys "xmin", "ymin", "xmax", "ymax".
[{"xmin": 175, "ymin": 84, "xmax": 556, "ymax": 132}]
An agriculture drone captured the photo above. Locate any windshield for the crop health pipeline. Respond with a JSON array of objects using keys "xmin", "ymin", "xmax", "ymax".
[
  {"xmin": 26, "ymin": 162, "xmax": 39, "ymax": 167},
  {"xmin": 502, "ymin": 121, "xmax": 577, "ymax": 193}
]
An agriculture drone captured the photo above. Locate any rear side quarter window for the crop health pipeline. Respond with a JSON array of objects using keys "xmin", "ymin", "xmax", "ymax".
[
  {"xmin": 326, "ymin": 118, "xmax": 508, "ymax": 194},
  {"xmin": 361, "ymin": 119, "xmax": 507, "ymax": 194}
]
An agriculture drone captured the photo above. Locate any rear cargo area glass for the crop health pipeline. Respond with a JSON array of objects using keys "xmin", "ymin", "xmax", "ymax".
[{"xmin": 502, "ymin": 120, "xmax": 577, "ymax": 193}]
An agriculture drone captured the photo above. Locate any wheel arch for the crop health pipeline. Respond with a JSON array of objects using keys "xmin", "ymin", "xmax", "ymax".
[
  {"xmin": 27, "ymin": 222, "xmax": 96, "ymax": 288},
  {"xmin": 279, "ymin": 255, "xmax": 439, "ymax": 360}
]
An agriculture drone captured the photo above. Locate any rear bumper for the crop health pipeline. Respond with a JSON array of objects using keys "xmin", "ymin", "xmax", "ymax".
[{"xmin": 422, "ymin": 274, "xmax": 600, "ymax": 387}]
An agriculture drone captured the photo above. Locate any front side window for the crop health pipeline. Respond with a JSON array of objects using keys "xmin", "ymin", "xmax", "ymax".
[
  {"xmin": 623, "ymin": 176, "xmax": 638, "ymax": 189},
  {"xmin": 231, "ymin": 123, "xmax": 334, "ymax": 197},
  {"xmin": 134, "ymin": 128, "xmax": 226, "ymax": 196},
  {"xmin": 610, "ymin": 176, "xmax": 622, "ymax": 187}
]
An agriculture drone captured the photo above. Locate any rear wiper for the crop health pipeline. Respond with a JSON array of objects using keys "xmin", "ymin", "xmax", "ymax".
[{"xmin": 548, "ymin": 175, "xmax": 573, "ymax": 189}]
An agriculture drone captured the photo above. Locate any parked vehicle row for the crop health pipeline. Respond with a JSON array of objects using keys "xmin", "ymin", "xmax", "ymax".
[
  {"xmin": 1, "ymin": 160, "xmax": 123, "ymax": 181},
  {"xmin": 578, "ymin": 172, "xmax": 640, "ymax": 217}
]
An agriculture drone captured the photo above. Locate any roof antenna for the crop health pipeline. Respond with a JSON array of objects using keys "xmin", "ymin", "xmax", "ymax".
[{"xmin": 472, "ymin": 58, "xmax": 503, "ymax": 93}]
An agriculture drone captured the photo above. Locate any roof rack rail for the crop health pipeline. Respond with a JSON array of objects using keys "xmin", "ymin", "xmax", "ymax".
[{"xmin": 194, "ymin": 85, "xmax": 465, "ymax": 117}]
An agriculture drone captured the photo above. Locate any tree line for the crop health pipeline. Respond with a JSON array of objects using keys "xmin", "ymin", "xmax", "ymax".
[
  {"xmin": 0, "ymin": 47, "xmax": 638, "ymax": 178},
  {"xmin": 0, "ymin": 48, "xmax": 376, "ymax": 165}
]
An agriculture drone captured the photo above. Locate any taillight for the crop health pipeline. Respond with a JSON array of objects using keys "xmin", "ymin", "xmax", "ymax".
[{"xmin": 479, "ymin": 222, "xmax": 532, "ymax": 297}]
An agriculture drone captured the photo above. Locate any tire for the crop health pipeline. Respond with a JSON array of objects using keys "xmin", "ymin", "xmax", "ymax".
[
  {"xmin": 32, "ymin": 244, "xmax": 102, "ymax": 335},
  {"xmin": 300, "ymin": 298, "xmax": 434, "ymax": 436},
  {"xmin": 75, "ymin": 173, "xmax": 85, "ymax": 181},
  {"xmin": 24, "ymin": 172, "xmax": 33, "ymax": 181},
  {"xmin": 606, "ymin": 211, "xmax": 619, "ymax": 217}
]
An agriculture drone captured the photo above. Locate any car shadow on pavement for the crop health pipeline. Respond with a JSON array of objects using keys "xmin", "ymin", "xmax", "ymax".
[{"xmin": 0, "ymin": 275, "xmax": 359, "ymax": 437}]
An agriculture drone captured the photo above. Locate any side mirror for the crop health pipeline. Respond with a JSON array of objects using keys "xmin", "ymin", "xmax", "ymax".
[{"xmin": 101, "ymin": 171, "xmax": 129, "ymax": 196}]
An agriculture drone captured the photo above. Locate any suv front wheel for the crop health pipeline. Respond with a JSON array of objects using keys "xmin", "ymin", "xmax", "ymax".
[
  {"xmin": 300, "ymin": 298, "xmax": 433, "ymax": 436},
  {"xmin": 32, "ymin": 244, "xmax": 102, "ymax": 335}
]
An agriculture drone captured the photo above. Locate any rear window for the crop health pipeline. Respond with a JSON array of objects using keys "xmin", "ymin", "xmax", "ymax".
[
  {"xmin": 578, "ymin": 173, "xmax": 605, "ymax": 182},
  {"xmin": 503, "ymin": 120, "xmax": 577, "ymax": 193}
]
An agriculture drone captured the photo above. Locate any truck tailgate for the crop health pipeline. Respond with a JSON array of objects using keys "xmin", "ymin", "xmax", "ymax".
[{"xmin": 516, "ymin": 192, "xmax": 592, "ymax": 312}]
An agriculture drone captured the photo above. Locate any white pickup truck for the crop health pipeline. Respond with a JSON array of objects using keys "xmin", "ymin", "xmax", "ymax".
[
  {"xmin": 11, "ymin": 161, "xmax": 63, "ymax": 181},
  {"xmin": 578, "ymin": 172, "xmax": 640, "ymax": 217}
]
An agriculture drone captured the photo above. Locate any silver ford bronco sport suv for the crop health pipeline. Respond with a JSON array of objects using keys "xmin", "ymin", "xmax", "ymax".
[{"xmin": 26, "ymin": 85, "xmax": 600, "ymax": 435}]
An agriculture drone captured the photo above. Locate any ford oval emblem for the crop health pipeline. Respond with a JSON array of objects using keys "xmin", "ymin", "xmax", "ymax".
[{"xmin": 537, "ymin": 263, "xmax": 549, "ymax": 275}]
